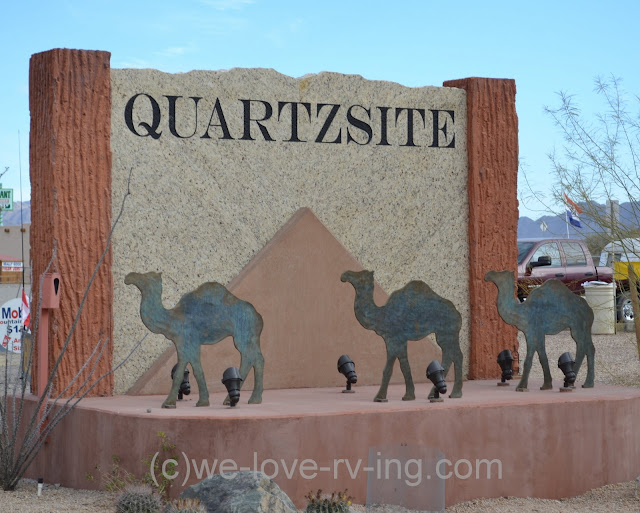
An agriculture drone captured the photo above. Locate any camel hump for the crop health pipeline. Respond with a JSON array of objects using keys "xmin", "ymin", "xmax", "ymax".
[
  {"xmin": 408, "ymin": 280, "xmax": 433, "ymax": 292},
  {"xmin": 532, "ymin": 279, "xmax": 577, "ymax": 298},
  {"xmin": 191, "ymin": 282, "xmax": 260, "ymax": 315},
  {"xmin": 394, "ymin": 280, "xmax": 434, "ymax": 296},
  {"xmin": 194, "ymin": 281, "xmax": 228, "ymax": 298},
  {"xmin": 176, "ymin": 281, "xmax": 234, "ymax": 309},
  {"xmin": 530, "ymin": 279, "xmax": 593, "ymax": 313},
  {"xmin": 386, "ymin": 280, "xmax": 460, "ymax": 320},
  {"xmin": 394, "ymin": 280, "xmax": 456, "ymax": 307}
]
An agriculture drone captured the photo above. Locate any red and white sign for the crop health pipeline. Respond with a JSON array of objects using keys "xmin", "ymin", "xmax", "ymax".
[
  {"xmin": 0, "ymin": 297, "xmax": 26, "ymax": 353},
  {"xmin": 2, "ymin": 262, "xmax": 22, "ymax": 272}
]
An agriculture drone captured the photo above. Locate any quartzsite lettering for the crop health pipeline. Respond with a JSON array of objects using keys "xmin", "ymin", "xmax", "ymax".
[{"xmin": 124, "ymin": 94, "xmax": 456, "ymax": 148}]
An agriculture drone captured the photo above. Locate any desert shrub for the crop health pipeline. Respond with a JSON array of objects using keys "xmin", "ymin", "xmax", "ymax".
[
  {"xmin": 163, "ymin": 498, "xmax": 207, "ymax": 513},
  {"xmin": 115, "ymin": 484, "xmax": 162, "ymax": 513},
  {"xmin": 305, "ymin": 489, "xmax": 353, "ymax": 513}
]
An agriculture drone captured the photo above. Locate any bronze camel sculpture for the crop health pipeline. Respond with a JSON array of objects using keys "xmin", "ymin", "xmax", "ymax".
[
  {"xmin": 125, "ymin": 272, "xmax": 265, "ymax": 407},
  {"xmin": 485, "ymin": 270, "xmax": 595, "ymax": 390},
  {"xmin": 341, "ymin": 270, "xmax": 463, "ymax": 401}
]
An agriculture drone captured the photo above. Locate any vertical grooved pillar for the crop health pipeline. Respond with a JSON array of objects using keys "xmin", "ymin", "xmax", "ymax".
[
  {"xmin": 29, "ymin": 49, "xmax": 113, "ymax": 396},
  {"xmin": 444, "ymin": 77, "xmax": 520, "ymax": 379}
]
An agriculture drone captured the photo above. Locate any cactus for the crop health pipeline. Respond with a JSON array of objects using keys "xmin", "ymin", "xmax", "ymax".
[
  {"xmin": 305, "ymin": 489, "xmax": 353, "ymax": 513},
  {"xmin": 116, "ymin": 484, "xmax": 163, "ymax": 513},
  {"xmin": 163, "ymin": 498, "xmax": 207, "ymax": 513}
]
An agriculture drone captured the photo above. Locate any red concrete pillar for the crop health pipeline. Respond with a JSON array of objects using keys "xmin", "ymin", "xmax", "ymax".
[
  {"xmin": 443, "ymin": 77, "xmax": 520, "ymax": 379},
  {"xmin": 29, "ymin": 49, "xmax": 114, "ymax": 396}
]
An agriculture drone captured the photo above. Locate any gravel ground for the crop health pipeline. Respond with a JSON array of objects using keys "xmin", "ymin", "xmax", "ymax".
[
  {"xmin": 0, "ymin": 480, "xmax": 115, "ymax": 512},
  {"xmin": 516, "ymin": 326, "xmax": 640, "ymax": 389},
  {"xmin": 1, "ymin": 330, "xmax": 639, "ymax": 512},
  {"xmin": 1, "ymin": 479, "xmax": 638, "ymax": 513}
]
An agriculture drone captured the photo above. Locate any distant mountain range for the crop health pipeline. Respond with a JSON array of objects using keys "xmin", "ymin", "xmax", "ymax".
[
  {"xmin": 518, "ymin": 201, "xmax": 637, "ymax": 239},
  {"xmin": 0, "ymin": 200, "xmax": 635, "ymax": 240},
  {"xmin": 1, "ymin": 201, "xmax": 30, "ymax": 226}
]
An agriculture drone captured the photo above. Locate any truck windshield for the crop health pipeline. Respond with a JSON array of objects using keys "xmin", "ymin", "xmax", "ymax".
[{"xmin": 517, "ymin": 241, "xmax": 535, "ymax": 264}]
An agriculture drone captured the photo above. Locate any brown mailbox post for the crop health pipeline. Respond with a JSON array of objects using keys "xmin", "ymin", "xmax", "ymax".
[{"xmin": 38, "ymin": 273, "xmax": 61, "ymax": 396}]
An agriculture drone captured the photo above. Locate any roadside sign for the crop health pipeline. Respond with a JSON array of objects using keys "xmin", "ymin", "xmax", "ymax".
[
  {"xmin": 2, "ymin": 262, "xmax": 23, "ymax": 272},
  {"xmin": 0, "ymin": 188, "xmax": 13, "ymax": 211},
  {"xmin": 0, "ymin": 298, "xmax": 26, "ymax": 353}
]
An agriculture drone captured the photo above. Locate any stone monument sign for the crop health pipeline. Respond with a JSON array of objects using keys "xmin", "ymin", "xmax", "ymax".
[{"xmin": 29, "ymin": 49, "xmax": 518, "ymax": 396}]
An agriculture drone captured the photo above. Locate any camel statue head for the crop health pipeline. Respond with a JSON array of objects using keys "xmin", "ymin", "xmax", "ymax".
[
  {"xmin": 484, "ymin": 270, "xmax": 514, "ymax": 289},
  {"xmin": 125, "ymin": 271, "xmax": 163, "ymax": 289},
  {"xmin": 341, "ymin": 270, "xmax": 374, "ymax": 289}
]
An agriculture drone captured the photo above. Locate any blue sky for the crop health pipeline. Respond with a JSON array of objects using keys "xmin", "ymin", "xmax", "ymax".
[{"xmin": 1, "ymin": 0, "xmax": 638, "ymax": 218}]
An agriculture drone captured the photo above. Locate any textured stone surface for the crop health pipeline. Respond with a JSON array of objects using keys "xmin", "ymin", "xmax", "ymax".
[
  {"xmin": 180, "ymin": 471, "xmax": 297, "ymax": 513},
  {"xmin": 443, "ymin": 78, "xmax": 519, "ymax": 379},
  {"xmin": 29, "ymin": 49, "xmax": 113, "ymax": 396},
  {"xmin": 111, "ymin": 68, "xmax": 469, "ymax": 393}
]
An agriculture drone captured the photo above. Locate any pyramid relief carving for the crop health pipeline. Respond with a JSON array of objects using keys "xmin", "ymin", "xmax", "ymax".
[{"xmin": 129, "ymin": 208, "xmax": 442, "ymax": 396}]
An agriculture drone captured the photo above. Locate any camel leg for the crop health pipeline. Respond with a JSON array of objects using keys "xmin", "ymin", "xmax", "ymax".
[
  {"xmin": 536, "ymin": 343, "xmax": 553, "ymax": 390},
  {"xmin": 571, "ymin": 328, "xmax": 588, "ymax": 377},
  {"xmin": 439, "ymin": 337, "xmax": 464, "ymax": 398},
  {"xmin": 433, "ymin": 352, "xmax": 463, "ymax": 399},
  {"xmin": 572, "ymin": 327, "xmax": 595, "ymax": 388},
  {"xmin": 163, "ymin": 358, "xmax": 187, "ymax": 409},
  {"xmin": 223, "ymin": 337, "xmax": 265, "ymax": 405},
  {"xmin": 232, "ymin": 348, "xmax": 264, "ymax": 405},
  {"xmin": 190, "ymin": 357, "xmax": 210, "ymax": 407},
  {"xmin": 398, "ymin": 353, "xmax": 415, "ymax": 401},
  {"xmin": 583, "ymin": 339, "xmax": 595, "ymax": 388},
  {"xmin": 247, "ymin": 348, "xmax": 265, "ymax": 404},
  {"xmin": 574, "ymin": 345, "xmax": 585, "ymax": 377},
  {"xmin": 516, "ymin": 334, "xmax": 538, "ymax": 391},
  {"xmin": 450, "ymin": 350, "xmax": 464, "ymax": 398},
  {"xmin": 573, "ymin": 335, "xmax": 585, "ymax": 387},
  {"xmin": 374, "ymin": 344, "xmax": 396, "ymax": 402}
]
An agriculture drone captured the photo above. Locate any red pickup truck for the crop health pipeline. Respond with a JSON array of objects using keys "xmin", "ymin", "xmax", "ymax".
[{"xmin": 517, "ymin": 239, "xmax": 614, "ymax": 302}]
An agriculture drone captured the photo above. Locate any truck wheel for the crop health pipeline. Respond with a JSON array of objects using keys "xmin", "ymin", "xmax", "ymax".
[{"xmin": 617, "ymin": 291, "xmax": 634, "ymax": 322}]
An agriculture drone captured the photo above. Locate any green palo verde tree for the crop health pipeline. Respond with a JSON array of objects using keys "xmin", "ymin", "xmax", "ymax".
[
  {"xmin": 0, "ymin": 169, "xmax": 145, "ymax": 491},
  {"xmin": 524, "ymin": 75, "xmax": 640, "ymax": 355}
]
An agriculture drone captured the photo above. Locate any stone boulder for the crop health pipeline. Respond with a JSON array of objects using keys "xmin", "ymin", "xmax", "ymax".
[{"xmin": 180, "ymin": 471, "xmax": 297, "ymax": 513}]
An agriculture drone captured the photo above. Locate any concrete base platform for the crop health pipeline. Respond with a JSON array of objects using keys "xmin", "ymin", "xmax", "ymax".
[{"xmin": 24, "ymin": 380, "xmax": 640, "ymax": 508}]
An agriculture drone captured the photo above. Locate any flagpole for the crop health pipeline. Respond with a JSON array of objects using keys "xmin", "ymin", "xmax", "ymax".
[
  {"xmin": 566, "ymin": 210, "xmax": 569, "ymax": 239},
  {"xmin": 18, "ymin": 130, "xmax": 25, "ymax": 291}
]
